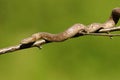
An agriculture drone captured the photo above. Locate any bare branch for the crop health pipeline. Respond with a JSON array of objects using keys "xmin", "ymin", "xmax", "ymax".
[
  {"xmin": 99, "ymin": 26, "xmax": 120, "ymax": 32},
  {"xmin": 82, "ymin": 33, "xmax": 120, "ymax": 36},
  {"xmin": 0, "ymin": 40, "xmax": 46, "ymax": 54},
  {"xmin": 1, "ymin": 7, "xmax": 120, "ymax": 55},
  {"xmin": 0, "ymin": 26, "xmax": 120, "ymax": 55}
]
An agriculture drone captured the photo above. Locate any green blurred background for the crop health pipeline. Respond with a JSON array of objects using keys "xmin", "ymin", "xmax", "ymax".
[{"xmin": 0, "ymin": 0, "xmax": 120, "ymax": 80}]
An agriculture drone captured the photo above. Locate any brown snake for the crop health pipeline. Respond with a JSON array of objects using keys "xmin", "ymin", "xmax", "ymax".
[{"xmin": 21, "ymin": 8, "xmax": 120, "ymax": 46}]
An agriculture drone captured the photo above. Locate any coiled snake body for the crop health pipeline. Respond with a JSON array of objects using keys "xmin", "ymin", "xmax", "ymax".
[{"xmin": 21, "ymin": 8, "xmax": 120, "ymax": 45}]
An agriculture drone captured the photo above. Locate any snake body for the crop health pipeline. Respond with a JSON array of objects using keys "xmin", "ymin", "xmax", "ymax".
[
  {"xmin": 21, "ymin": 24, "xmax": 86, "ymax": 44},
  {"xmin": 21, "ymin": 8, "xmax": 120, "ymax": 45}
]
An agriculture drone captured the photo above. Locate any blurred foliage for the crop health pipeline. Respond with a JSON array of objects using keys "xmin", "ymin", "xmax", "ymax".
[{"xmin": 0, "ymin": 0, "xmax": 120, "ymax": 80}]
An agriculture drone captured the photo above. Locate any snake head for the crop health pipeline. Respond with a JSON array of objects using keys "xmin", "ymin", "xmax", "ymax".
[
  {"xmin": 111, "ymin": 7, "xmax": 120, "ymax": 24},
  {"xmin": 112, "ymin": 7, "xmax": 120, "ymax": 16}
]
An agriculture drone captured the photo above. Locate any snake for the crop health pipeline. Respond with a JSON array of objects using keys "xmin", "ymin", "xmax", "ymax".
[{"xmin": 21, "ymin": 8, "xmax": 120, "ymax": 45}]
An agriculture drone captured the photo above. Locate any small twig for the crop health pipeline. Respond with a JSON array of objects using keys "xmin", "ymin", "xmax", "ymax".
[
  {"xmin": 82, "ymin": 33, "xmax": 120, "ymax": 36},
  {"xmin": 0, "ymin": 40, "xmax": 46, "ymax": 54},
  {"xmin": 99, "ymin": 26, "xmax": 120, "ymax": 32}
]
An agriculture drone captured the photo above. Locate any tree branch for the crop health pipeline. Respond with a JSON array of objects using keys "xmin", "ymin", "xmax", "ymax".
[
  {"xmin": 99, "ymin": 26, "xmax": 120, "ymax": 32},
  {"xmin": 0, "ymin": 26, "xmax": 120, "ymax": 55},
  {"xmin": 1, "ymin": 8, "xmax": 120, "ymax": 55},
  {"xmin": 0, "ymin": 40, "xmax": 46, "ymax": 55}
]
